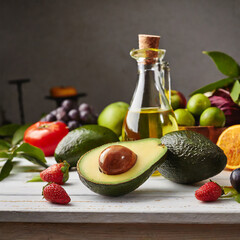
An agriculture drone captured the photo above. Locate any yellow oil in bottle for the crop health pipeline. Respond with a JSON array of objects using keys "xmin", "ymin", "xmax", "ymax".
[
  {"xmin": 122, "ymin": 107, "xmax": 178, "ymax": 176},
  {"xmin": 122, "ymin": 107, "xmax": 178, "ymax": 140}
]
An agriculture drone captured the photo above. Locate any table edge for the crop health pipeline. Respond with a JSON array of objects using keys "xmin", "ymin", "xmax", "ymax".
[{"xmin": 0, "ymin": 211, "xmax": 239, "ymax": 224}]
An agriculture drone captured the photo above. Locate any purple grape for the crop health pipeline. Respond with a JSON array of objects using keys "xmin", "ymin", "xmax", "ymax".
[
  {"xmin": 68, "ymin": 120, "xmax": 80, "ymax": 131},
  {"xmin": 56, "ymin": 109, "xmax": 69, "ymax": 122},
  {"xmin": 50, "ymin": 109, "xmax": 57, "ymax": 116},
  {"xmin": 79, "ymin": 103, "xmax": 93, "ymax": 113},
  {"xmin": 45, "ymin": 113, "xmax": 57, "ymax": 122},
  {"xmin": 230, "ymin": 168, "xmax": 240, "ymax": 192},
  {"xmin": 62, "ymin": 99, "xmax": 75, "ymax": 112},
  {"xmin": 79, "ymin": 110, "xmax": 95, "ymax": 124},
  {"xmin": 68, "ymin": 109, "xmax": 80, "ymax": 121},
  {"xmin": 57, "ymin": 107, "xmax": 65, "ymax": 113}
]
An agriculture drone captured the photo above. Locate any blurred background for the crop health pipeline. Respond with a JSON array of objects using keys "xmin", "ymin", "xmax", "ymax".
[{"xmin": 0, "ymin": 0, "xmax": 239, "ymax": 124}]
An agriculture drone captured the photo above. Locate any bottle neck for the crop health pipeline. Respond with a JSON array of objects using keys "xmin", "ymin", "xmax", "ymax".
[
  {"xmin": 129, "ymin": 61, "xmax": 171, "ymax": 111},
  {"xmin": 137, "ymin": 62, "xmax": 158, "ymax": 71}
]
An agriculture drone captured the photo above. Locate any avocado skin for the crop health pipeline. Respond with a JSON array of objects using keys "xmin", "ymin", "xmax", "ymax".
[
  {"xmin": 77, "ymin": 144, "xmax": 167, "ymax": 197},
  {"xmin": 158, "ymin": 130, "xmax": 227, "ymax": 184},
  {"xmin": 54, "ymin": 125, "xmax": 119, "ymax": 167}
]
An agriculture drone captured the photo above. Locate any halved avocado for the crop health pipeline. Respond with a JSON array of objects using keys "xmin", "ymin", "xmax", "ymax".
[{"xmin": 77, "ymin": 138, "xmax": 167, "ymax": 196}]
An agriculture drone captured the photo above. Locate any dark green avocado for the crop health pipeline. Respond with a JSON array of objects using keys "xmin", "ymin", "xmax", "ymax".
[
  {"xmin": 55, "ymin": 125, "xmax": 119, "ymax": 167},
  {"xmin": 158, "ymin": 130, "xmax": 227, "ymax": 184},
  {"xmin": 77, "ymin": 138, "xmax": 167, "ymax": 196}
]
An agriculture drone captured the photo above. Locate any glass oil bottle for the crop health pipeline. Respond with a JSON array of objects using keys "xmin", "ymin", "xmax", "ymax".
[{"xmin": 122, "ymin": 34, "xmax": 178, "ymax": 175}]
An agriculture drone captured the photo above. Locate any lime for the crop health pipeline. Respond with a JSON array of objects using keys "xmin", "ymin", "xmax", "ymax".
[
  {"xmin": 174, "ymin": 109, "xmax": 195, "ymax": 126},
  {"xmin": 200, "ymin": 107, "xmax": 226, "ymax": 127},
  {"xmin": 187, "ymin": 94, "xmax": 211, "ymax": 116}
]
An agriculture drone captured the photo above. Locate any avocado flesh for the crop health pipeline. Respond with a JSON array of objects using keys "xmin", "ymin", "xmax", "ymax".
[
  {"xmin": 77, "ymin": 138, "xmax": 167, "ymax": 196},
  {"xmin": 158, "ymin": 130, "xmax": 227, "ymax": 184}
]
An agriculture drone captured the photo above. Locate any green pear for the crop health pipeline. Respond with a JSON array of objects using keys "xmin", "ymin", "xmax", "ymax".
[{"xmin": 98, "ymin": 102, "xmax": 129, "ymax": 136}]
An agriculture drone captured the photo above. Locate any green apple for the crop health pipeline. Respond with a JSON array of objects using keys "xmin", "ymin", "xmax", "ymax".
[{"xmin": 98, "ymin": 102, "xmax": 129, "ymax": 136}]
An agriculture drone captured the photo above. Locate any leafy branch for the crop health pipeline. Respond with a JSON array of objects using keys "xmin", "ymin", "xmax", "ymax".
[
  {"xmin": 222, "ymin": 187, "xmax": 240, "ymax": 203},
  {"xmin": 190, "ymin": 51, "xmax": 240, "ymax": 106},
  {"xmin": 0, "ymin": 124, "xmax": 48, "ymax": 181}
]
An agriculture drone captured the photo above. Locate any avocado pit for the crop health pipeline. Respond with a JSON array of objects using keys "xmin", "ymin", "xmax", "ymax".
[{"xmin": 99, "ymin": 145, "xmax": 137, "ymax": 175}]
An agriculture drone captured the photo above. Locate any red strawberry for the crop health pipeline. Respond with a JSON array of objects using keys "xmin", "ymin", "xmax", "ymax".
[
  {"xmin": 43, "ymin": 183, "xmax": 71, "ymax": 205},
  {"xmin": 40, "ymin": 161, "xmax": 70, "ymax": 185},
  {"xmin": 195, "ymin": 181, "xmax": 223, "ymax": 202}
]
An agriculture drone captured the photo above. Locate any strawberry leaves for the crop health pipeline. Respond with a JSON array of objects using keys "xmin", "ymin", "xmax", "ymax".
[{"xmin": 27, "ymin": 174, "xmax": 44, "ymax": 182}]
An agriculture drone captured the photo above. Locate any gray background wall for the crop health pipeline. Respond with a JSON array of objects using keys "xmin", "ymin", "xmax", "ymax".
[{"xmin": 0, "ymin": 0, "xmax": 239, "ymax": 124}]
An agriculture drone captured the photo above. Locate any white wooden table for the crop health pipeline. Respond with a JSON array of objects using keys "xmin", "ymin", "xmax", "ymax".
[{"xmin": 1, "ymin": 157, "xmax": 240, "ymax": 240}]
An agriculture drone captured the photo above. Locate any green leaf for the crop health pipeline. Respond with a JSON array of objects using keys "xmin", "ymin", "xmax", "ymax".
[
  {"xmin": 27, "ymin": 174, "xmax": 44, "ymax": 182},
  {"xmin": 190, "ymin": 77, "xmax": 235, "ymax": 96},
  {"xmin": 0, "ymin": 124, "xmax": 20, "ymax": 137},
  {"xmin": 13, "ymin": 143, "xmax": 48, "ymax": 168},
  {"xmin": 223, "ymin": 186, "xmax": 238, "ymax": 196},
  {"xmin": 18, "ymin": 153, "xmax": 48, "ymax": 168},
  {"xmin": 0, "ymin": 139, "xmax": 11, "ymax": 151},
  {"xmin": 234, "ymin": 193, "xmax": 240, "ymax": 203},
  {"xmin": 0, "ymin": 152, "xmax": 12, "ymax": 159},
  {"xmin": 12, "ymin": 124, "xmax": 31, "ymax": 145},
  {"xmin": 230, "ymin": 80, "xmax": 240, "ymax": 103},
  {"xmin": 222, "ymin": 187, "xmax": 240, "ymax": 204},
  {"xmin": 203, "ymin": 51, "xmax": 240, "ymax": 77},
  {"xmin": 0, "ymin": 159, "xmax": 13, "ymax": 181}
]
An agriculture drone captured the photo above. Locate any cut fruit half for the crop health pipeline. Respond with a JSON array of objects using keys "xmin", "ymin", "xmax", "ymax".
[
  {"xmin": 77, "ymin": 138, "xmax": 167, "ymax": 196},
  {"xmin": 217, "ymin": 125, "xmax": 240, "ymax": 170}
]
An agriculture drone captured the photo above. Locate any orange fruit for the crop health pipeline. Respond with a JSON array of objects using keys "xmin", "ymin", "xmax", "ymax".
[
  {"xmin": 50, "ymin": 86, "xmax": 77, "ymax": 98},
  {"xmin": 217, "ymin": 125, "xmax": 240, "ymax": 170}
]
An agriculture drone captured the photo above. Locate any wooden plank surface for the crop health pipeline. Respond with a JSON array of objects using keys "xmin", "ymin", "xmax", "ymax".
[
  {"xmin": 0, "ymin": 157, "xmax": 239, "ymax": 224},
  {"xmin": 1, "ymin": 223, "xmax": 240, "ymax": 240}
]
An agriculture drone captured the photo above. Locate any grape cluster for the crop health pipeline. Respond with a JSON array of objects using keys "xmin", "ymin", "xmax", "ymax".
[{"xmin": 41, "ymin": 100, "xmax": 98, "ymax": 131}]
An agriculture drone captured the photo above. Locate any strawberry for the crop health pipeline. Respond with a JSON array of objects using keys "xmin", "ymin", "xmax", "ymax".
[
  {"xmin": 40, "ymin": 161, "xmax": 70, "ymax": 185},
  {"xmin": 195, "ymin": 181, "xmax": 223, "ymax": 202},
  {"xmin": 43, "ymin": 183, "xmax": 71, "ymax": 205}
]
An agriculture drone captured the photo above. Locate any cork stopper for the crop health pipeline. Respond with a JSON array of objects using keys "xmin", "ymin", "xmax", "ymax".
[
  {"xmin": 138, "ymin": 34, "xmax": 160, "ymax": 64},
  {"xmin": 138, "ymin": 34, "xmax": 160, "ymax": 49}
]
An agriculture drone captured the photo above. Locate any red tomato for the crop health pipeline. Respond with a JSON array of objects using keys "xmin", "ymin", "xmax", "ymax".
[{"xmin": 24, "ymin": 121, "xmax": 69, "ymax": 156}]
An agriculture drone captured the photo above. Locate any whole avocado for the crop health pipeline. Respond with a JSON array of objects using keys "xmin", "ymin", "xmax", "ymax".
[
  {"xmin": 55, "ymin": 125, "xmax": 119, "ymax": 167},
  {"xmin": 158, "ymin": 130, "xmax": 227, "ymax": 184}
]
